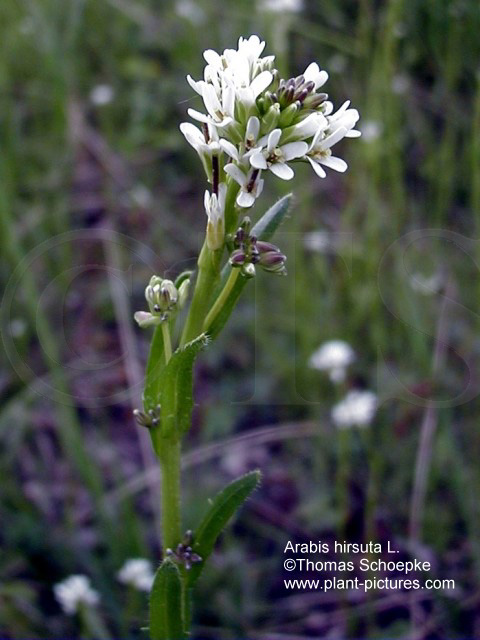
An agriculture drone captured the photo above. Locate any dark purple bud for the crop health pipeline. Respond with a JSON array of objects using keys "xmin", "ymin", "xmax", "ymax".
[
  {"xmin": 259, "ymin": 251, "xmax": 286, "ymax": 267},
  {"xmin": 256, "ymin": 240, "xmax": 281, "ymax": 254},
  {"xmin": 284, "ymin": 87, "xmax": 294, "ymax": 104},
  {"xmin": 230, "ymin": 249, "xmax": 246, "ymax": 266},
  {"xmin": 304, "ymin": 93, "xmax": 328, "ymax": 109},
  {"xmin": 295, "ymin": 88, "xmax": 309, "ymax": 104}
]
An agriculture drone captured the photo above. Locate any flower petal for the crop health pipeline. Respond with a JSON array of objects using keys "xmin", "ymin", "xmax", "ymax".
[
  {"xmin": 322, "ymin": 126, "xmax": 348, "ymax": 149},
  {"xmin": 250, "ymin": 70, "xmax": 273, "ymax": 98},
  {"xmin": 269, "ymin": 162, "xmax": 294, "ymax": 180},
  {"xmin": 187, "ymin": 108, "xmax": 210, "ymax": 124},
  {"xmin": 203, "ymin": 49, "xmax": 222, "ymax": 68},
  {"xmin": 282, "ymin": 141, "xmax": 308, "ymax": 161},
  {"xmin": 320, "ymin": 155, "xmax": 348, "ymax": 172},
  {"xmin": 307, "ymin": 156, "xmax": 326, "ymax": 178},
  {"xmin": 219, "ymin": 139, "xmax": 239, "ymax": 160},
  {"xmin": 237, "ymin": 190, "xmax": 255, "ymax": 208},
  {"xmin": 186, "ymin": 75, "xmax": 203, "ymax": 95},
  {"xmin": 267, "ymin": 128, "xmax": 282, "ymax": 151},
  {"xmin": 202, "ymin": 84, "xmax": 222, "ymax": 118},
  {"xmin": 225, "ymin": 163, "xmax": 246, "ymax": 186},
  {"xmin": 179, "ymin": 122, "xmax": 203, "ymax": 147},
  {"xmin": 250, "ymin": 151, "xmax": 268, "ymax": 169},
  {"xmin": 246, "ymin": 116, "xmax": 260, "ymax": 141}
]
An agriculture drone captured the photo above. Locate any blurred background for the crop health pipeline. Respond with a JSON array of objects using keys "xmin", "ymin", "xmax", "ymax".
[{"xmin": 1, "ymin": 0, "xmax": 480, "ymax": 638}]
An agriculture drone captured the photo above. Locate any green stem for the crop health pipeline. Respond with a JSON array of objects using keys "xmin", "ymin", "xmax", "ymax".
[
  {"xmin": 180, "ymin": 242, "xmax": 222, "ymax": 346},
  {"xmin": 160, "ymin": 438, "xmax": 182, "ymax": 553},
  {"xmin": 79, "ymin": 604, "xmax": 112, "ymax": 640},
  {"xmin": 161, "ymin": 322, "xmax": 172, "ymax": 364},
  {"xmin": 203, "ymin": 267, "xmax": 240, "ymax": 331}
]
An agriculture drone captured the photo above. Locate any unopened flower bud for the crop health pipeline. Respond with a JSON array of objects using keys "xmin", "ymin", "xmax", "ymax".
[
  {"xmin": 261, "ymin": 103, "xmax": 281, "ymax": 132},
  {"xmin": 135, "ymin": 275, "xmax": 181, "ymax": 328},
  {"xmin": 177, "ymin": 278, "xmax": 190, "ymax": 309},
  {"xmin": 258, "ymin": 251, "xmax": 287, "ymax": 275},
  {"xmin": 158, "ymin": 280, "xmax": 178, "ymax": 311},
  {"xmin": 205, "ymin": 184, "xmax": 226, "ymax": 250},
  {"xmin": 278, "ymin": 103, "xmax": 299, "ymax": 128},
  {"xmin": 230, "ymin": 249, "xmax": 247, "ymax": 266}
]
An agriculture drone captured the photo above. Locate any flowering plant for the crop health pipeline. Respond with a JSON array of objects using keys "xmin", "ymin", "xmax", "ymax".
[{"xmin": 132, "ymin": 35, "xmax": 359, "ymax": 638}]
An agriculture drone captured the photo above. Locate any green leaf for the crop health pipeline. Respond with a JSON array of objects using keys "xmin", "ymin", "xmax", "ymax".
[
  {"xmin": 149, "ymin": 559, "xmax": 185, "ymax": 640},
  {"xmin": 185, "ymin": 470, "xmax": 261, "ymax": 588},
  {"xmin": 251, "ymin": 193, "xmax": 292, "ymax": 241},
  {"xmin": 155, "ymin": 334, "xmax": 210, "ymax": 443}
]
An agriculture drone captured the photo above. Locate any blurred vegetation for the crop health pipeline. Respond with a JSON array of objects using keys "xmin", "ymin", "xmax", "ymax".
[{"xmin": 1, "ymin": 0, "xmax": 480, "ymax": 638}]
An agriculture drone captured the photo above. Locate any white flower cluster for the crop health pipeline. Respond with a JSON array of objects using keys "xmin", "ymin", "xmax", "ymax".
[
  {"xmin": 180, "ymin": 35, "xmax": 360, "ymax": 248},
  {"xmin": 309, "ymin": 339, "xmax": 355, "ymax": 383},
  {"xmin": 117, "ymin": 558, "xmax": 155, "ymax": 592},
  {"xmin": 54, "ymin": 575, "xmax": 100, "ymax": 615},
  {"xmin": 331, "ymin": 390, "xmax": 377, "ymax": 429}
]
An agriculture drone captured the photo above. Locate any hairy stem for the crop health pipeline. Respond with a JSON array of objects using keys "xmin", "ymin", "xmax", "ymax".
[{"xmin": 160, "ymin": 438, "xmax": 182, "ymax": 553}]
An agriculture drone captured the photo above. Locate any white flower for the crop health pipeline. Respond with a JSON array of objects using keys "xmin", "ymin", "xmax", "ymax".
[
  {"xmin": 187, "ymin": 35, "xmax": 273, "ymax": 119},
  {"xmin": 391, "ymin": 74, "xmax": 409, "ymax": 95},
  {"xmin": 409, "ymin": 272, "xmax": 443, "ymax": 295},
  {"xmin": 224, "ymin": 163, "xmax": 264, "ymax": 208},
  {"xmin": 235, "ymin": 70, "xmax": 273, "ymax": 109},
  {"xmin": 309, "ymin": 340, "xmax": 355, "ymax": 383},
  {"xmin": 304, "ymin": 102, "xmax": 360, "ymax": 177},
  {"xmin": 291, "ymin": 112, "xmax": 328, "ymax": 139},
  {"xmin": 250, "ymin": 129, "xmax": 308, "ymax": 180},
  {"xmin": 179, "ymin": 122, "xmax": 220, "ymax": 155},
  {"xmin": 175, "ymin": 0, "xmax": 205, "ymax": 23},
  {"xmin": 188, "ymin": 81, "xmax": 235, "ymax": 128},
  {"xmin": 306, "ymin": 126, "xmax": 350, "ymax": 178},
  {"xmin": 117, "ymin": 558, "xmax": 155, "ymax": 592},
  {"xmin": 54, "ymin": 575, "xmax": 99, "ymax": 615},
  {"xmin": 327, "ymin": 101, "xmax": 361, "ymax": 138},
  {"xmin": 90, "ymin": 84, "xmax": 114, "ymax": 106},
  {"xmin": 220, "ymin": 116, "xmax": 260, "ymax": 164},
  {"xmin": 331, "ymin": 390, "xmax": 377, "ymax": 429},
  {"xmin": 260, "ymin": 0, "xmax": 303, "ymax": 12},
  {"xmin": 204, "ymin": 184, "xmax": 226, "ymax": 250}
]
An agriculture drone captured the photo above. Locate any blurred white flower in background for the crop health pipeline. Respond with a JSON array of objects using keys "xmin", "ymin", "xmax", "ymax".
[
  {"xmin": 409, "ymin": 271, "xmax": 443, "ymax": 295},
  {"xmin": 117, "ymin": 558, "xmax": 155, "ymax": 592},
  {"xmin": 360, "ymin": 120, "xmax": 383, "ymax": 142},
  {"xmin": 175, "ymin": 0, "xmax": 205, "ymax": 24},
  {"xmin": 391, "ymin": 74, "xmax": 410, "ymax": 95},
  {"xmin": 90, "ymin": 84, "xmax": 114, "ymax": 106},
  {"xmin": 331, "ymin": 390, "xmax": 377, "ymax": 429},
  {"xmin": 260, "ymin": 0, "xmax": 303, "ymax": 12},
  {"xmin": 309, "ymin": 340, "xmax": 355, "ymax": 383},
  {"xmin": 54, "ymin": 575, "xmax": 100, "ymax": 615},
  {"xmin": 328, "ymin": 54, "xmax": 347, "ymax": 74}
]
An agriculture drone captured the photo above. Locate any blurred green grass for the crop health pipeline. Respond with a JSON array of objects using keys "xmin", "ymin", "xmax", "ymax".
[{"xmin": 1, "ymin": 0, "xmax": 480, "ymax": 637}]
